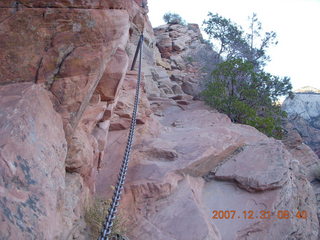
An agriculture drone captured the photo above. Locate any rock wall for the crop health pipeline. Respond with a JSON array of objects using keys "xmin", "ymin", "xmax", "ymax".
[
  {"xmin": 283, "ymin": 93, "xmax": 320, "ymax": 158},
  {"xmin": 154, "ymin": 23, "xmax": 219, "ymax": 97},
  {"xmin": 1, "ymin": 1, "xmax": 320, "ymax": 239},
  {"xmin": 0, "ymin": 0, "xmax": 158, "ymax": 238},
  {"xmin": 0, "ymin": 83, "xmax": 67, "ymax": 239},
  {"xmin": 97, "ymin": 100, "xmax": 319, "ymax": 240}
]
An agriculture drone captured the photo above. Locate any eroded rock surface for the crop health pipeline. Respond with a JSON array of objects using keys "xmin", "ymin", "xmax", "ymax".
[
  {"xmin": 154, "ymin": 23, "xmax": 219, "ymax": 96},
  {"xmin": 1, "ymin": 1, "xmax": 320, "ymax": 239},
  {"xmin": 283, "ymin": 92, "xmax": 320, "ymax": 158},
  {"xmin": 96, "ymin": 101, "xmax": 319, "ymax": 240},
  {"xmin": 0, "ymin": 83, "xmax": 67, "ymax": 239},
  {"xmin": 0, "ymin": 0, "xmax": 153, "ymax": 238}
]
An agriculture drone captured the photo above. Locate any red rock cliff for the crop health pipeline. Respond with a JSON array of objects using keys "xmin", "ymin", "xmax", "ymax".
[
  {"xmin": 0, "ymin": 0, "xmax": 154, "ymax": 238},
  {"xmin": 0, "ymin": 1, "xmax": 320, "ymax": 239}
]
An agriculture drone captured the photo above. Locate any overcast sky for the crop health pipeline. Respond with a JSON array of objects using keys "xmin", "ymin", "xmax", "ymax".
[{"xmin": 148, "ymin": 0, "xmax": 320, "ymax": 90}]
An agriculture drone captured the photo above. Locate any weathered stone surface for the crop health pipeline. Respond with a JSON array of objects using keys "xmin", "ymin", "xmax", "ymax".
[
  {"xmin": 95, "ymin": 48, "xmax": 129, "ymax": 102},
  {"xmin": 62, "ymin": 172, "xmax": 90, "ymax": 240},
  {"xmin": 203, "ymin": 176, "xmax": 318, "ymax": 240},
  {"xmin": 96, "ymin": 101, "xmax": 318, "ymax": 240},
  {"xmin": 0, "ymin": 0, "xmax": 144, "ymax": 19},
  {"xmin": 2, "ymin": 2, "xmax": 319, "ymax": 240},
  {"xmin": 154, "ymin": 23, "xmax": 219, "ymax": 96},
  {"xmin": 155, "ymin": 32, "xmax": 172, "ymax": 59},
  {"xmin": 0, "ymin": 7, "xmax": 131, "ymax": 139},
  {"xmin": 0, "ymin": 2, "xmax": 147, "ymax": 238},
  {"xmin": 65, "ymin": 99, "xmax": 109, "ymax": 192},
  {"xmin": 110, "ymin": 71, "xmax": 152, "ymax": 130},
  {"xmin": 282, "ymin": 120, "xmax": 320, "ymax": 181},
  {"xmin": 283, "ymin": 93, "xmax": 320, "ymax": 121},
  {"xmin": 0, "ymin": 83, "xmax": 67, "ymax": 239},
  {"xmin": 214, "ymin": 141, "xmax": 290, "ymax": 191},
  {"xmin": 283, "ymin": 93, "xmax": 320, "ymax": 158}
]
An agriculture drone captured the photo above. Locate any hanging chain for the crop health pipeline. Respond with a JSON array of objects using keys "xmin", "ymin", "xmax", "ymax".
[{"xmin": 98, "ymin": 34, "xmax": 144, "ymax": 240}]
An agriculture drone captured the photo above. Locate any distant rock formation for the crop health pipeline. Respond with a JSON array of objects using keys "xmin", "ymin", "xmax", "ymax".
[
  {"xmin": 295, "ymin": 86, "xmax": 320, "ymax": 94},
  {"xmin": 282, "ymin": 92, "xmax": 320, "ymax": 158}
]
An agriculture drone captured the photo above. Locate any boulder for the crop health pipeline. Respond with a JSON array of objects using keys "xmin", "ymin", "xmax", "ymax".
[
  {"xmin": 0, "ymin": 83, "xmax": 67, "ymax": 239},
  {"xmin": 214, "ymin": 141, "xmax": 290, "ymax": 192}
]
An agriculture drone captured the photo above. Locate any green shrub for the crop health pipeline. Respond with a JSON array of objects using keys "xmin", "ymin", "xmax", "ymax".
[
  {"xmin": 202, "ymin": 59, "xmax": 291, "ymax": 139},
  {"xmin": 163, "ymin": 13, "xmax": 186, "ymax": 25}
]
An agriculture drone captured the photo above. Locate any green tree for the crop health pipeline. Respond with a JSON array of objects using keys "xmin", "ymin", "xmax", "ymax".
[
  {"xmin": 202, "ymin": 12, "xmax": 291, "ymax": 138},
  {"xmin": 203, "ymin": 12, "xmax": 245, "ymax": 59},
  {"xmin": 203, "ymin": 12, "xmax": 278, "ymax": 68},
  {"xmin": 202, "ymin": 59, "xmax": 292, "ymax": 138},
  {"xmin": 244, "ymin": 13, "xmax": 278, "ymax": 67},
  {"xmin": 163, "ymin": 13, "xmax": 186, "ymax": 25}
]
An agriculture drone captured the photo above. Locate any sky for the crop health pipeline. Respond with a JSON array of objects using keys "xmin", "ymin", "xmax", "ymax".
[{"xmin": 148, "ymin": 0, "xmax": 320, "ymax": 91}]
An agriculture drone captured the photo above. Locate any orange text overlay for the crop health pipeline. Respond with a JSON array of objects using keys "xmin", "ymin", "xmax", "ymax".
[{"xmin": 212, "ymin": 210, "xmax": 307, "ymax": 220}]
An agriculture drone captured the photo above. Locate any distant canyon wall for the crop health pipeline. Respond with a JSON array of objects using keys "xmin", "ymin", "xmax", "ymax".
[{"xmin": 283, "ymin": 93, "xmax": 320, "ymax": 158}]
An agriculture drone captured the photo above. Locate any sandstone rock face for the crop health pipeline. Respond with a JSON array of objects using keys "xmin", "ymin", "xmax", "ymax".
[
  {"xmin": 1, "ymin": 1, "xmax": 320, "ymax": 239},
  {"xmin": 0, "ymin": 0, "xmax": 150, "ymax": 238},
  {"xmin": 283, "ymin": 93, "xmax": 320, "ymax": 158},
  {"xmin": 282, "ymin": 120, "xmax": 320, "ymax": 180},
  {"xmin": 154, "ymin": 23, "xmax": 219, "ymax": 96},
  {"xmin": 282, "ymin": 120, "xmax": 320, "ymax": 230},
  {"xmin": 96, "ymin": 101, "xmax": 319, "ymax": 240},
  {"xmin": 0, "ymin": 83, "xmax": 67, "ymax": 239},
  {"xmin": 110, "ymin": 71, "xmax": 152, "ymax": 131}
]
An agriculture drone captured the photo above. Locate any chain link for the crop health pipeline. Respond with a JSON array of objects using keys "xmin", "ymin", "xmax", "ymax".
[{"xmin": 98, "ymin": 34, "xmax": 144, "ymax": 240}]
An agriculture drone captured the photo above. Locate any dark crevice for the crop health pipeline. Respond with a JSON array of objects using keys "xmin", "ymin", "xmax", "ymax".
[
  {"xmin": 34, "ymin": 57, "xmax": 43, "ymax": 84},
  {"xmin": 50, "ymin": 90, "xmax": 62, "ymax": 106},
  {"xmin": 48, "ymin": 46, "xmax": 76, "ymax": 91}
]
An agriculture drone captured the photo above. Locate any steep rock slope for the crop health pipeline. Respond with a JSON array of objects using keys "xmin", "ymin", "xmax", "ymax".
[
  {"xmin": 97, "ymin": 100, "xmax": 319, "ymax": 239},
  {"xmin": 283, "ymin": 92, "xmax": 320, "ymax": 158},
  {"xmin": 1, "ymin": 1, "xmax": 319, "ymax": 239},
  {"xmin": 0, "ymin": 0, "xmax": 158, "ymax": 238}
]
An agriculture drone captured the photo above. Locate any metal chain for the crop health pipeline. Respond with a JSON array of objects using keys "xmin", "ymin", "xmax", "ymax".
[{"xmin": 98, "ymin": 34, "xmax": 144, "ymax": 240}]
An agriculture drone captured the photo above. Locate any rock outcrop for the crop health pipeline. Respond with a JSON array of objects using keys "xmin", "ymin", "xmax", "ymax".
[
  {"xmin": 0, "ymin": 83, "xmax": 67, "ymax": 239},
  {"xmin": 97, "ymin": 101, "xmax": 319, "ymax": 240},
  {"xmin": 0, "ymin": 0, "xmax": 156, "ymax": 238},
  {"xmin": 1, "ymin": 1, "xmax": 320, "ymax": 239},
  {"xmin": 282, "ymin": 92, "xmax": 320, "ymax": 158},
  {"xmin": 154, "ymin": 23, "xmax": 219, "ymax": 97}
]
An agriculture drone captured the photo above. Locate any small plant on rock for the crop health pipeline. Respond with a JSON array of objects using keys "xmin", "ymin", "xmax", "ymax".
[
  {"xmin": 85, "ymin": 198, "xmax": 128, "ymax": 240},
  {"xmin": 163, "ymin": 13, "xmax": 186, "ymax": 25}
]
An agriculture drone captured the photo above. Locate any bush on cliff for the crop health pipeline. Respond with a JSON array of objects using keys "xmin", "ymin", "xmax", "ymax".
[
  {"xmin": 202, "ymin": 13, "xmax": 292, "ymax": 139},
  {"xmin": 163, "ymin": 13, "xmax": 186, "ymax": 25},
  {"xmin": 202, "ymin": 58, "xmax": 292, "ymax": 138}
]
